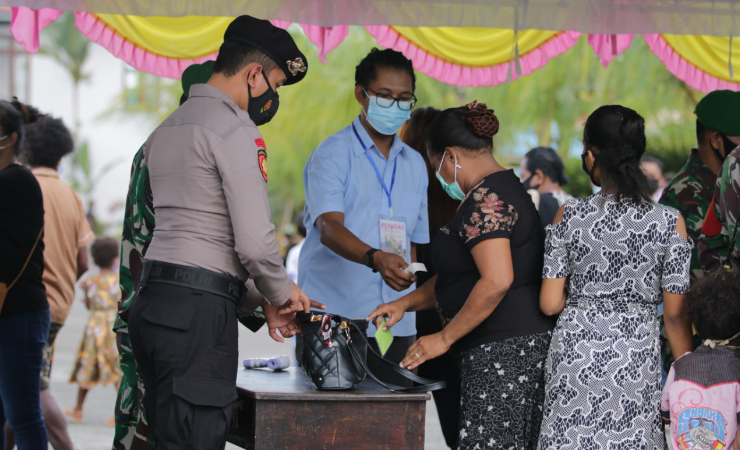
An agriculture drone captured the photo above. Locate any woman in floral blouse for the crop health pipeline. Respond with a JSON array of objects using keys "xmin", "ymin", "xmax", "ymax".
[{"xmin": 369, "ymin": 102, "xmax": 555, "ymax": 450}]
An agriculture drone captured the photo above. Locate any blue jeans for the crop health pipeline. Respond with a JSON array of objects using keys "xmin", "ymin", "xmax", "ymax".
[{"xmin": 0, "ymin": 309, "xmax": 50, "ymax": 450}]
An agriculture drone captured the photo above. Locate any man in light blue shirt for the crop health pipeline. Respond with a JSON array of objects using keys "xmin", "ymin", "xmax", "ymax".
[{"xmin": 298, "ymin": 49, "xmax": 429, "ymax": 387}]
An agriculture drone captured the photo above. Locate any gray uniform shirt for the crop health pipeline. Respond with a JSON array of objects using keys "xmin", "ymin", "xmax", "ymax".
[{"xmin": 144, "ymin": 83, "xmax": 291, "ymax": 306}]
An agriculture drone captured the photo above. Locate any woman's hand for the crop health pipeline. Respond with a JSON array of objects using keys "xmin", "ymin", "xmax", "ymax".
[
  {"xmin": 367, "ymin": 299, "xmax": 408, "ymax": 330},
  {"xmin": 399, "ymin": 332, "xmax": 451, "ymax": 370}
]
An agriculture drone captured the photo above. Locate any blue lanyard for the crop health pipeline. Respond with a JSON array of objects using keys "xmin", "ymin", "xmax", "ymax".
[{"xmin": 352, "ymin": 124, "xmax": 398, "ymax": 217}]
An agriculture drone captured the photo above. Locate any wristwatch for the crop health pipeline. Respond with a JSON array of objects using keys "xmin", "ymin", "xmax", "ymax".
[{"xmin": 364, "ymin": 248, "xmax": 380, "ymax": 273}]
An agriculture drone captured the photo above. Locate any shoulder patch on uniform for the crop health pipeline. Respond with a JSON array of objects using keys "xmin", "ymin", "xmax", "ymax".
[
  {"xmin": 258, "ymin": 149, "xmax": 267, "ymax": 182},
  {"xmin": 255, "ymin": 138, "xmax": 266, "ymax": 150}
]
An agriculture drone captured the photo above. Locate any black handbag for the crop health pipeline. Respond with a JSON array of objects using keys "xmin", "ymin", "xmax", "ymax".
[{"xmin": 297, "ymin": 311, "xmax": 446, "ymax": 393}]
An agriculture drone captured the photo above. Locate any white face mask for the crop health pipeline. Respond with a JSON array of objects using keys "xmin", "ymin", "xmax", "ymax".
[{"xmin": 0, "ymin": 135, "xmax": 8, "ymax": 150}]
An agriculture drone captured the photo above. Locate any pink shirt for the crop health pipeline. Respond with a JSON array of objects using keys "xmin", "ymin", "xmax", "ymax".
[{"xmin": 661, "ymin": 346, "xmax": 740, "ymax": 450}]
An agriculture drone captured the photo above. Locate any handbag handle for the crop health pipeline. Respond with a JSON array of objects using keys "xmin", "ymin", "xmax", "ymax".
[
  {"xmin": 0, "ymin": 228, "xmax": 43, "ymax": 314},
  {"xmin": 6, "ymin": 228, "xmax": 42, "ymax": 291},
  {"xmin": 341, "ymin": 317, "xmax": 447, "ymax": 393}
]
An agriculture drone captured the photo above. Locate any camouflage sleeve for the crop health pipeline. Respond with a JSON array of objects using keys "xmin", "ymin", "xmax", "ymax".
[
  {"xmin": 698, "ymin": 194, "xmax": 727, "ymax": 271},
  {"xmin": 696, "ymin": 151, "xmax": 740, "ymax": 272},
  {"xmin": 717, "ymin": 151, "xmax": 740, "ymax": 263},
  {"xmin": 115, "ymin": 145, "xmax": 154, "ymax": 333}
]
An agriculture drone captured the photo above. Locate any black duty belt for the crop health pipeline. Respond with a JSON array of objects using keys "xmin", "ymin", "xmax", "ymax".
[{"xmin": 139, "ymin": 260, "xmax": 245, "ymax": 304}]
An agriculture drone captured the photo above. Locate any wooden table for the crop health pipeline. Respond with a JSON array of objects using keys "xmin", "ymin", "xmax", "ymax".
[{"xmin": 227, "ymin": 367, "xmax": 430, "ymax": 450}]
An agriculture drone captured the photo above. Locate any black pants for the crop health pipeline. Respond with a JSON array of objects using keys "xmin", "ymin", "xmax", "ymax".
[
  {"xmin": 128, "ymin": 282, "xmax": 238, "ymax": 450},
  {"xmin": 296, "ymin": 334, "xmax": 416, "ymax": 388}
]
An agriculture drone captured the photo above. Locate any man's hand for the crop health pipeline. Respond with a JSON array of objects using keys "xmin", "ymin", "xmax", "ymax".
[
  {"xmin": 264, "ymin": 299, "xmax": 325, "ymax": 343},
  {"xmin": 278, "ymin": 282, "xmax": 324, "ymax": 315},
  {"xmin": 263, "ymin": 302, "xmax": 298, "ymax": 343},
  {"xmin": 373, "ymin": 251, "xmax": 415, "ymax": 291}
]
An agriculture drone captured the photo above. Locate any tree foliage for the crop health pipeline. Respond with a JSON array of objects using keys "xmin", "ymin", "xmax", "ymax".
[{"xmin": 102, "ymin": 27, "xmax": 701, "ymax": 226}]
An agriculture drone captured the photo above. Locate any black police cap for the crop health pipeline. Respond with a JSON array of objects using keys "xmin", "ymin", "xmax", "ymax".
[{"xmin": 224, "ymin": 15, "xmax": 308, "ymax": 86}]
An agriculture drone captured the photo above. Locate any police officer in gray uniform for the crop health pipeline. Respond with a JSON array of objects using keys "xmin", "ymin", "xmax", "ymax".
[{"xmin": 128, "ymin": 16, "xmax": 316, "ymax": 448}]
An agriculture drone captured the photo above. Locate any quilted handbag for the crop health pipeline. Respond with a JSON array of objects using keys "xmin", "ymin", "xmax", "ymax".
[{"xmin": 297, "ymin": 311, "xmax": 446, "ymax": 393}]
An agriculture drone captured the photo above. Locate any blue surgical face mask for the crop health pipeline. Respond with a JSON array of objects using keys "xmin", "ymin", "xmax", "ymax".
[
  {"xmin": 362, "ymin": 95, "xmax": 411, "ymax": 136},
  {"xmin": 435, "ymin": 150, "xmax": 466, "ymax": 201}
]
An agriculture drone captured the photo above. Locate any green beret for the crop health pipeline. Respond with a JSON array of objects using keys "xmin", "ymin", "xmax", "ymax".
[
  {"xmin": 695, "ymin": 90, "xmax": 740, "ymax": 136},
  {"xmin": 181, "ymin": 60, "xmax": 215, "ymax": 100}
]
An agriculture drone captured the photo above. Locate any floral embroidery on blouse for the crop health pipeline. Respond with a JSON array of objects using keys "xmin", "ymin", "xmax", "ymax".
[{"xmin": 461, "ymin": 187, "xmax": 518, "ymax": 243}]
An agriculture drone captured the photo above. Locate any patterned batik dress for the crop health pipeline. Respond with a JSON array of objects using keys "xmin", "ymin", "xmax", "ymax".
[
  {"xmin": 70, "ymin": 273, "xmax": 122, "ymax": 389},
  {"xmin": 537, "ymin": 194, "xmax": 692, "ymax": 450}
]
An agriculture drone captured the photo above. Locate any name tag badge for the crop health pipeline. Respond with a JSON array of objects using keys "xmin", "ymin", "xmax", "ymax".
[{"xmin": 380, "ymin": 215, "xmax": 408, "ymax": 262}]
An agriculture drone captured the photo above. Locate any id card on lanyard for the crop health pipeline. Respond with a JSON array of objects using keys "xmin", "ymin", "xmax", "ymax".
[{"xmin": 352, "ymin": 124, "xmax": 409, "ymax": 262}]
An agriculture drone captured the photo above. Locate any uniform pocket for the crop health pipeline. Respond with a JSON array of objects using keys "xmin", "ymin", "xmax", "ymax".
[
  {"xmin": 141, "ymin": 297, "xmax": 197, "ymax": 367},
  {"xmin": 170, "ymin": 377, "xmax": 238, "ymax": 447},
  {"xmin": 142, "ymin": 296, "xmax": 196, "ymax": 331}
]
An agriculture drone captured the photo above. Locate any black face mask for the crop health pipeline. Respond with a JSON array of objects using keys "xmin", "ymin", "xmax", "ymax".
[
  {"xmin": 712, "ymin": 134, "xmax": 738, "ymax": 164},
  {"xmin": 522, "ymin": 175, "xmax": 540, "ymax": 191},
  {"xmin": 646, "ymin": 177, "xmax": 659, "ymax": 195},
  {"xmin": 248, "ymin": 71, "xmax": 280, "ymax": 126},
  {"xmin": 581, "ymin": 152, "xmax": 600, "ymax": 187}
]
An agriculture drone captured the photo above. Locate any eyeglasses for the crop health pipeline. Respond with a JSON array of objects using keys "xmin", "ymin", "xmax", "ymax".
[{"xmin": 364, "ymin": 87, "xmax": 417, "ymax": 111}]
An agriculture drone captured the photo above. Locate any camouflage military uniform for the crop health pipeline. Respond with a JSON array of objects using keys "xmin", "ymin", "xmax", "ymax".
[
  {"xmin": 659, "ymin": 148, "xmax": 717, "ymax": 272},
  {"xmin": 698, "ymin": 145, "xmax": 740, "ymax": 270},
  {"xmin": 658, "ymin": 149, "xmax": 715, "ymax": 372},
  {"xmin": 113, "ymin": 145, "xmax": 267, "ymax": 449},
  {"xmin": 113, "ymin": 145, "xmax": 155, "ymax": 450}
]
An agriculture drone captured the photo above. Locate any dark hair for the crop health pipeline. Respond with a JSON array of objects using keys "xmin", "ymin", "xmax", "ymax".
[
  {"xmin": 696, "ymin": 119, "xmax": 712, "ymax": 145},
  {"xmin": 687, "ymin": 267, "xmax": 740, "ymax": 341},
  {"xmin": 355, "ymin": 48, "xmax": 416, "ymax": 92},
  {"xmin": 400, "ymin": 107, "xmax": 458, "ymax": 231},
  {"xmin": 294, "ymin": 212, "xmax": 306, "ymax": 239},
  {"xmin": 0, "ymin": 97, "xmax": 40, "ymax": 156},
  {"xmin": 91, "ymin": 236, "xmax": 120, "ymax": 269},
  {"xmin": 213, "ymin": 41, "xmax": 279, "ymax": 78},
  {"xmin": 426, "ymin": 103, "xmax": 497, "ymax": 157},
  {"xmin": 21, "ymin": 115, "xmax": 74, "ymax": 169},
  {"xmin": 525, "ymin": 146, "xmax": 569, "ymax": 186},
  {"xmin": 583, "ymin": 105, "xmax": 649, "ymax": 204}
]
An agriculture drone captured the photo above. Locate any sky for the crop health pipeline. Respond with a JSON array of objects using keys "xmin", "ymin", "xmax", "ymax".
[{"xmin": 28, "ymin": 43, "xmax": 152, "ymax": 233}]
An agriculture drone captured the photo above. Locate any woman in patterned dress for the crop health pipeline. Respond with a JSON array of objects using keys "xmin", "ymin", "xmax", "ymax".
[
  {"xmin": 65, "ymin": 237, "xmax": 122, "ymax": 423},
  {"xmin": 369, "ymin": 102, "xmax": 556, "ymax": 449},
  {"xmin": 537, "ymin": 105, "xmax": 694, "ymax": 449}
]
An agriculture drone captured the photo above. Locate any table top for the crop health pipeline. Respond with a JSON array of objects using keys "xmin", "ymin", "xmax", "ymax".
[{"xmin": 236, "ymin": 367, "xmax": 431, "ymax": 402}]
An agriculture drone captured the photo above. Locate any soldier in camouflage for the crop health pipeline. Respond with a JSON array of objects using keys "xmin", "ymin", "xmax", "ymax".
[
  {"xmin": 698, "ymin": 145, "xmax": 740, "ymax": 271},
  {"xmin": 113, "ymin": 143, "xmax": 156, "ymax": 449},
  {"xmin": 112, "ymin": 62, "xmax": 270, "ymax": 449},
  {"xmin": 660, "ymin": 90, "xmax": 740, "ymax": 273},
  {"xmin": 697, "ymin": 90, "xmax": 740, "ymax": 272},
  {"xmin": 657, "ymin": 90, "xmax": 740, "ymax": 373}
]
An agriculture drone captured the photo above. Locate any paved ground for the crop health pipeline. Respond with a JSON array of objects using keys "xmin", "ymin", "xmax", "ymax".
[{"xmin": 47, "ymin": 292, "xmax": 451, "ymax": 449}]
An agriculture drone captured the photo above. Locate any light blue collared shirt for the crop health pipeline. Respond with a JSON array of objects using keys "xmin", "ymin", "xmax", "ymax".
[{"xmin": 298, "ymin": 117, "xmax": 429, "ymax": 337}]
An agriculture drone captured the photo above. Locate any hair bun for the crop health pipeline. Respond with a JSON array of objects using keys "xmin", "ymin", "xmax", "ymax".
[
  {"xmin": 457, "ymin": 101, "xmax": 499, "ymax": 138},
  {"xmin": 11, "ymin": 97, "xmax": 41, "ymax": 125}
]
